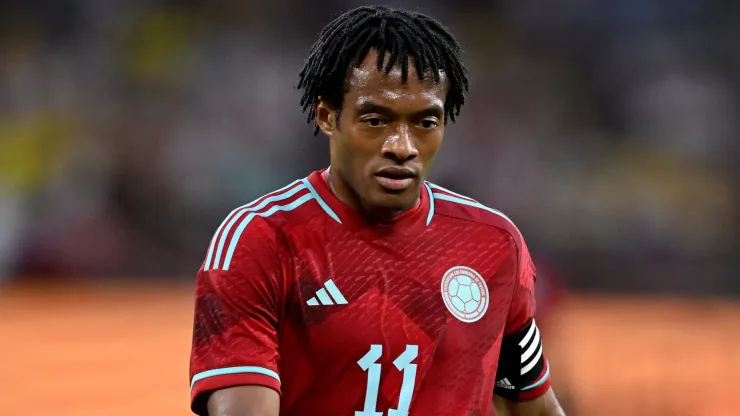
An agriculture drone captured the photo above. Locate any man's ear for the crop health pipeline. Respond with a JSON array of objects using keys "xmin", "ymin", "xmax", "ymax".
[{"xmin": 315, "ymin": 98, "xmax": 338, "ymax": 137}]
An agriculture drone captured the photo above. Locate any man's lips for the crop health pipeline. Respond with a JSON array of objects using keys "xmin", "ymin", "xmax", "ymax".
[{"xmin": 374, "ymin": 166, "xmax": 418, "ymax": 191}]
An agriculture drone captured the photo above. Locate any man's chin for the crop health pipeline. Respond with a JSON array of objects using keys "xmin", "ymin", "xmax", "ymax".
[{"xmin": 370, "ymin": 187, "xmax": 420, "ymax": 212}]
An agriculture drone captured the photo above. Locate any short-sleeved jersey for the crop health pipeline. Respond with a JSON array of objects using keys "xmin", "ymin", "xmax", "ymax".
[{"xmin": 189, "ymin": 169, "xmax": 551, "ymax": 416}]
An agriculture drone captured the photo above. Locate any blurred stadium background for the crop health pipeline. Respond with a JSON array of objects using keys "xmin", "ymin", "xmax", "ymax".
[{"xmin": 1, "ymin": 0, "xmax": 738, "ymax": 415}]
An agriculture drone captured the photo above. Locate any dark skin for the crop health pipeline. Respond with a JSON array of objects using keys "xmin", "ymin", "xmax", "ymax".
[
  {"xmin": 206, "ymin": 49, "xmax": 565, "ymax": 415},
  {"xmin": 317, "ymin": 50, "xmax": 447, "ymax": 221}
]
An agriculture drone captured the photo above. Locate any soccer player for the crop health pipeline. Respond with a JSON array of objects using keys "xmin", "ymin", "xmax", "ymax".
[{"xmin": 189, "ymin": 5, "xmax": 565, "ymax": 416}]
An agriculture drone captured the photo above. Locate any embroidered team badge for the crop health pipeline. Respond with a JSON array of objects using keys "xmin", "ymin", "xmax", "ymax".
[{"xmin": 441, "ymin": 266, "xmax": 489, "ymax": 323}]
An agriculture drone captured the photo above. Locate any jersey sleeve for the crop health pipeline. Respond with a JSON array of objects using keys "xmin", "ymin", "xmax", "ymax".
[
  {"xmin": 189, "ymin": 215, "xmax": 289, "ymax": 415},
  {"xmin": 494, "ymin": 235, "xmax": 552, "ymax": 401}
]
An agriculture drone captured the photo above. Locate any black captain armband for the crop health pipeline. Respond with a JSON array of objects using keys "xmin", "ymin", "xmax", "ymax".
[{"xmin": 493, "ymin": 319, "xmax": 551, "ymax": 401}]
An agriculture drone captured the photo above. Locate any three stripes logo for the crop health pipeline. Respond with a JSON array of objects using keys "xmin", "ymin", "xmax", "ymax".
[
  {"xmin": 306, "ymin": 279, "xmax": 348, "ymax": 306},
  {"xmin": 495, "ymin": 378, "xmax": 515, "ymax": 390}
]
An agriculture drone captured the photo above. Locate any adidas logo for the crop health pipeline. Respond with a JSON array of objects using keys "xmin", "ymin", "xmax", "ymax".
[
  {"xmin": 306, "ymin": 279, "xmax": 348, "ymax": 306},
  {"xmin": 495, "ymin": 378, "xmax": 515, "ymax": 390}
]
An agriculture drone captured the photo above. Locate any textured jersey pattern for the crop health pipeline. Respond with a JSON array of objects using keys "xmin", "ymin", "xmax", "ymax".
[{"xmin": 189, "ymin": 170, "xmax": 546, "ymax": 416}]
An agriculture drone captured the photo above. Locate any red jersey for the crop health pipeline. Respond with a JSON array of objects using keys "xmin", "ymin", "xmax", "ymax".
[{"xmin": 189, "ymin": 169, "xmax": 551, "ymax": 415}]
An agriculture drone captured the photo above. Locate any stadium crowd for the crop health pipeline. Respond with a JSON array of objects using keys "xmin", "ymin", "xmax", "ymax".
[{"xmin": 0, "ymin": 0, "xmax": 737, "ymax": 295}]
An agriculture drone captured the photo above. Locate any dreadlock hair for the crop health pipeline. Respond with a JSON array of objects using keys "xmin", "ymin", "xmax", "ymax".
[{"xmin": 297, "ymin": 5, "xmax": 470, "ymax": 135}]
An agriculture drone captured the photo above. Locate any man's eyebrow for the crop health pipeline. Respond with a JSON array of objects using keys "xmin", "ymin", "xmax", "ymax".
[
  {"xmin": 355, "ymin": 101, "xmax": 444, "ymax": 118},
  {"xmin": 355, "ymin": 101, "xmax": 395, "ymax": 115}
]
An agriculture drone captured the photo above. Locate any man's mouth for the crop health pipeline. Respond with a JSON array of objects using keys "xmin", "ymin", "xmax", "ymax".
[{"xmin": 374, "ymin": 167, "xmax": 417, "ymax": 191}]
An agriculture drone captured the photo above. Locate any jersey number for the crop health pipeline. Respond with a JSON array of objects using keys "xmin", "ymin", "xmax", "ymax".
[{"xmin": 356, "ymin": 344, "xmax": 419, "ymax": 416}]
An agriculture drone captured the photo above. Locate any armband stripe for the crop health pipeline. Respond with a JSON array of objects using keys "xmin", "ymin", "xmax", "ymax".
[
  {"xmin": 519, "ymin": 319, "xmax": 537, "ymax": 348},
  {"xmin": 521, "ymin": 360, "xmax": 550, "ymax": 391},
  {"xmin": 521, "ymin": 343, "xmax": 543, "ymax": 375},
  {"xmin": 521, "ymin": 325, "xmax": 541, "ymax": 363}
]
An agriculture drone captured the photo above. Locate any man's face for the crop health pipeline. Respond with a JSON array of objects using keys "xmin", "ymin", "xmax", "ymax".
[{"xmin": 316, "ymin": 50, "xmax": 448, "ymax": 215}]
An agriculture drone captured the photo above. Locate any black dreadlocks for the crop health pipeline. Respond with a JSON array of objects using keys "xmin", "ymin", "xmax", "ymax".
[{"xmin": 297, "ymin": 5, "xmax": 470, "ymax": 135}]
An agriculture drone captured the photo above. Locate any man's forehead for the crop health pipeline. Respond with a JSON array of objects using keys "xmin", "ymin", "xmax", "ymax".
[{"xmin": 347, "ymin": 64, "xmax": 448, "ymax": 94}]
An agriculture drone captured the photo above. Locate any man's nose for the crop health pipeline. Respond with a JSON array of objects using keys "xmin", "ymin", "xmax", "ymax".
[{"xmin": 381, "ymin": 124, "xmax": 418, "ymax": 162}]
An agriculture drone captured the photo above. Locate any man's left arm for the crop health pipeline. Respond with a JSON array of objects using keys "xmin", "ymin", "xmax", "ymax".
[
  {"xmin": 493, "ymin": 388, "xmax": 564, "ymax": 416},
  {"xmin": 492, "ymin": 235, "xmax": 565, "ymax": 416}
]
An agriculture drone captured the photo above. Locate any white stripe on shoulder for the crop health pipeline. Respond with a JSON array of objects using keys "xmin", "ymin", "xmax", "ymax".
[
  {"xmin": 429, "ymin": 187, "xmax": 516, "ymax": 230},
  {"xmin": 222, "ymin": 193, "xmax": 314, "ymax": 271},
  {"xmin": 427, "ymin": 183, "xmax": 477, "ymax": 202},
  {"xmin": 205, "ymin": 180, "xmax": 304, "ymax": 271},
  {"xmin": 301, "ymin": 178, "xmax": 342, "ymax": 224}
]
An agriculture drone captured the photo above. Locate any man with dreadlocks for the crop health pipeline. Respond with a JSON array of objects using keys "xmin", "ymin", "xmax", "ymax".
[{"xmin": 189, "ymin": 5, "xmax": 564, "ymax": 416}]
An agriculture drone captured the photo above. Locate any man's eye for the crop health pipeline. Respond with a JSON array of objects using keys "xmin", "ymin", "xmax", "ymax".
[
  {"xmin": 363, "ymin": 118, "xmax": 384, "ymax": 127},
  {"xmin": 420, "ymin": 119, "xmax": 439, "ymax": 129}
]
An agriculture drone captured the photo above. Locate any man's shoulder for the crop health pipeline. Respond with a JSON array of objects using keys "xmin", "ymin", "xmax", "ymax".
[
  {"xmin": 223, "ymin": 178, "xmax": 326, "ymax": 230},
  {"xmin": 426, "ymin": 182, "xmax": 533, "ymax": 281},
  {"xmin": 202, "ymin": 178, "xmax": 325, "ymax": 272},
  {"xmin": 426, "ymin": 182, "xmax": 523, "ymax": 244}
]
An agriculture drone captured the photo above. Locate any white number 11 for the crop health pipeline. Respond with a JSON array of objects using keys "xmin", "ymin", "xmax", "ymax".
[{"xmin": 356, "ymin": 344, "xmax": 419, "ymax": 416}]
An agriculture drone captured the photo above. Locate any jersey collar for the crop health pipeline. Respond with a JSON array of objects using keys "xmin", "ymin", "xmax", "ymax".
[{"xmin": 307, "ymin": 168, "xmax": 433, "ymax": 236}]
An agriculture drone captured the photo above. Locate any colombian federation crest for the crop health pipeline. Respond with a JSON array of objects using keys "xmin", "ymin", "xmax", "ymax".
[{"xmin": 441, "ymin": 266, "xmax": 489, "ymax": 323}]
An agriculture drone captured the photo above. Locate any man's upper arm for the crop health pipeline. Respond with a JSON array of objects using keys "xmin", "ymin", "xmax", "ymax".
[
  {"xmin": 189, "ymin": 215, "xmax": 288, "ymax": 415},
  {"xmin": 493, "ymin": 235, "xmax": 553, "ymax": 402},
  {"xmin": 207, "ymin": 386, "xmax": 280, "ymax": 416}
]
